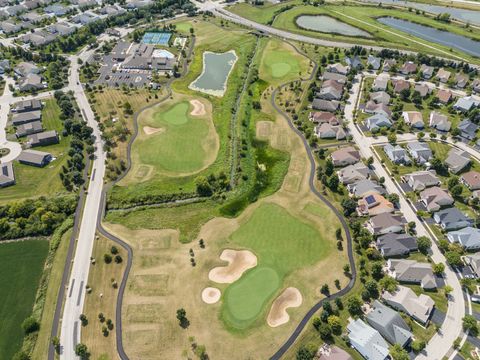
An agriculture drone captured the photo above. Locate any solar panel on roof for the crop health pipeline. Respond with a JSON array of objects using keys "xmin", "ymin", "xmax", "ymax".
[{"xmin": 365, "ymin": 195, "xmax": 376, "ymax": 205}]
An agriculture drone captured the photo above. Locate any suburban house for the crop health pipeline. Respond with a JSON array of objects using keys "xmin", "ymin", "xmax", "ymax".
[
  {"xmin": 402, "ymin": 111, "xmax": 424, "ymax": 129},
  {"xmin": 403, "ymin": 170, "xmax": 440, "ymax": 191},
  {"xmin": 27, "ymin": 130, "xmax": 59, "ymax": 147},
  {"xmin": 315, "ymin": 123, "xmax": 346, "ymax": 140},
  {"xmin": 0, "ymin": 59, "xmax": 10, "ymax": 74},
  {"xmin": 15, "ymin": 120, "xmax": 43, "ymax": 138},
  {"xmin": 367, "ymin": 55, "xmax": 382, "ymax": 70},
  {"xmin": 383, "ymin": 144, "xmax": 411, "ymax": 165},
  {"xmin": 370, "ymin": 91, "xmax": 390, "ymax": 105},
  {"xmin": 400, "ymin": 61, "xmax": 417, "ymax": 75},
  {"xmin": 365, "ymin": 101, "xmax": 392, "ymax": 117},
  {"xmin": 12, "ymin": 99, "xmax": 42, "ymax": 113},
  {"xmin": 447, "ymin": 227, "xmax": 480, "ymax": 251},
  {"xmin": 366, "ymin": 213, "xmax": 407, "ymax": 236},
  {"xmin": 437, "ymin": 89, "xmax": 452, "ymax": 104},
  {"xmin": 373, "ymin": 74, "xmax": 389, "ymax": 91},
  {"xmin": 326, "ymin": 63, "xmax": 349, "ymax": 75},
  {"xmin": 322, "ymin": 71, "xmax": 347, "ymax": 84},
  {"xmin": 386, "ymin": 259, "xmax": 437, "ymax": 290},
  {"xmin": 458, "ymin": 119, "xmax": 478, "ymax": 140},
  {"xmin": 357, "ymin": 192, "xmax": 394, "ymax": 216},
  {"xmin": 0, "ymin": 162, "xmax": 15, "ymax": 188},
  {"xmin": 347, "ymin": 319, "xmax": 389, "ymax": 360},
  {"xmin": 345, "ymin": 56, "xmax": 362, "ymax": 69},
  {"xmin": 414, "ymin": 83, "xmax": 431, "ymax": 98},
  {"xmin": 338, "ymin": 163, "xmax": 371, "ymax": 185},
  {"xmin": 376, "ymin": 233, "xmax": 418, "ymax": 258},
  {"xmin": 436, "ymin": 68, "xmax": 451, "ymax": 83},
  {"xmin": 420, "ymin": 64, "xmax": 434, "ymax": 79},
  {"xmin": 406, "ymin": 141, "xmax": 432, "ymax": 164},
  {"xmin": 17, "ymin": 149, "xmax": 52, "ymax": 167},
  {"xmin": 461, "ymin": 171, "xmax": 480, "ymax": 190},
  {"xmin": 473, "ymin": 79, "xmax": 480, "ymax": 93},
  {"xmin": 18, "ymin": 73, "xmax": 45, "ymax": 91},
  {"xmin": 464, "ymin": 253, "xmax": 480, "ymax": 278},
  {"xmin": 366, "ymin": 300, "xmax": 412, "ymax": 347},
  {"xmin": 433, "ymin": 207, "xmax": 473, "ymax": 231},
  {"xmin": 382, "ymin": 285, "xmax": 435, "ymax": 325},
  {"xmin": 429, "ymin": 112, "xmax": 451, "ymax": 132},
  {"xmin": 330, "ymin": 147, "xmax": 360, "ymax": 166},
  {"xmin": 455, "ymin": 73, "xmax": 469, "ymax": 89},
  {"xmin": 454, "ymin": 97, "xmax": 476, "ymax": 113},
  {"xmin": 11, "ymin": 110, "xmax": 41, "ymax": 126},
  {"xmin": 318, "ymin": 345, "xmax": 353, "ymax": 360},
  {"xmin": 309, "ymin": 111, "xmax": 339, "ymax": 125},
  {"xmin": 382, "ymin": 59, "xmax": 397, "ymax": 72},
  {"xmin": 420, "ymin": 186, "xmax": 454, "ymax": 212},
  {"xmin": 393, "ymin": 79, "xmax": 410, "ymax": 93},
  {"xmin": 317, "ymin": 80, "xmax": 343, "ymax": 101},
  {"xmin": 347, "ymin": 179, "xmax": 386, "ymax": 198},
  {"xmin": 312, "ymin": 99, "xmax": 340, "ymax": 112},
  {"xmin": 14, "ymin": 61, "xmax": 40, "ymax": 77},
  {"xmin": 366, "ymin": 113, "xmax": 392, "ymax": 131},
  {"xmin": 445, "ymin": 148, "xmax": 470, "ymax": 174}
]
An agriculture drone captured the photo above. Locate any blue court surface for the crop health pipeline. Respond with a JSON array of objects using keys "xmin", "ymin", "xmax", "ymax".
[{"xmin": 142, "ymin": 32, "xmax": 172, "ymax": 46}]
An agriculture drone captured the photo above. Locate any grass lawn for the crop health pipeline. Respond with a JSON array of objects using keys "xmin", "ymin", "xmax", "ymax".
[
  {"xmin": 0, "ymin": 99, "xmax": 70, "ymax": 204},
  {"xmin": 227, "ymin": 1, "xmax": 293, "ymax": 25},
  {"xmin": 221, "ymin": 203, "xmax": 332, "ymax": 329},
  {"xmin": 0, "ymin": 240, "xmax": 49, "ymax": 360},
  {"xmin": 128, "ymin": 94, "xmax": 218, "ymax": 177},
  {"xmin": 259, "ymin": 39, "xmax": 310, "ymax": 86}
]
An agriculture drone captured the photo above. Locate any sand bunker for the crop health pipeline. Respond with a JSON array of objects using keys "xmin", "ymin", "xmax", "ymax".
[
  {"xmin": 143, "ymin": 126, "xmax": 164, "ymax": 135},
  {"xmin": 267, "ymin": 287, "xmax": 302, "ymax": 327},
  {"xmin": 190, "ymin": 99, "xmax": 206, "ymax": 116},
  {"xmin": 208, "ymin": 249, "xmax": 257, "ymax": 284},
  {"xmin": 201, "ymin": 287, "xmax": 221, "ymax": 304}
]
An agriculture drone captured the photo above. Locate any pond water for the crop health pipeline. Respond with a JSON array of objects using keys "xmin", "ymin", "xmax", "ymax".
[
  {"xmin": 189, "ymin": 50, "xmax": 238, "ymax": 97},
  {"xmin": 296, "ymin": 15, "xmax": 372, "ymax": 37},
  {"xmin": 363, "ymin": 0, "xmax": 480, "ymax": 26},
  {"xmin": 377, "ymin": 17, "xmax": 480, "ymax": 57}
]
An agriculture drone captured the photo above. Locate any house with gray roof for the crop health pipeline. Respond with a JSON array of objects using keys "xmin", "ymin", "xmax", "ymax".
[
  {"xmin": 315, "ymin": 123, "xmax": 346, "ymax": 140},
  {"xmin": 17, "ymin": 149, "xmax": 52, "ymax": 167},
  {"xmin": 382, "ymin": 285, "xmax": 435, "ymax": 325},
  {"xmin": 345, "ymin": 56, "xmax": 362, "ymax": 69},
  {"xmin": 19, "ymin": 73, "xmax": 45, "ymax": 91},
  {"xmin": 312, "ymin": 99, "xmax": 339, "ymax": 112},
  {"xmin": 14, "ymin": 62, "xmax": 40, "ymax": 77},
  {"xmin": 376, "ymin": 233, "xmax": 418, "ymax": 258},
  {"xmin": 365, "ymin": 101, "xmax": 391, "ymax": 117},
  {"xmin": 322, "ymin": 71, "xmax": 347, "ymax": 84},
  {"xmin": 454, "ymin": 96, "xmax": 476, "ymax": 112},
  {"xmin": 326, "ymin": 63, "xmax": 349, "ymax": 75},
  {"xmin": 414, "ymin": 83, "xmax": 431, "ymax": 98},
  {"xmin": 347, "ymin": 179, "xmax": 385, "ymax": 198},
  {"xmin": 420, "ymin": 186, "xmax": 454, "ymax": 212},
  {"xmin": 433, "ymin": 207, "xmax": 473, "ymax": 231},
  {"xmin": 447, "ymin": 227, "xmax": 480, "ymax": 251},
  {"xmin": 458, "ymin": 119, "xmax": 478, "ymax": 140},
  {"xmin": 420, "ymin": 64, "xmax": 434, "ymax": 79},
  {"xmin": 436, "ymin": 68, "xmax": 451, "ymax": 83},
  {"xmin": 0, "ymin": 20, "xmax": 22, "ymax": 34},
  {"xmin": 445, "ymin": 148, "xmax": 470, "ymax": 174},
  {"xmin": 382, "ymin": 59, "xmax": 396, "ymax": 72},
  {"xmin": 372, "ymin": 74, "xmax": 389, "ymax": 91},
  {"xmin": 347, "ymin": 319, "xmax": 389, "ymax": 360},
  {"xmin": 366, "ymin": 300, "xmax": 412, "ymax": 347},
  {"xmin": 473, "ymin": 79, "xmax": 480, "ymax": 94},
  {"xmin": 27, "ymin": 130, "xmax": 59, "ymax": 147},
  {"xmin": 367, "ymin": 55, "xmax": 381, "ymax": 70},
  {"xmin": 13, "ymin": 99, "xmax": 42, "ymax": 113},
  {"xmin": 366, "ymin": 113, "xmax": 392, "ymax": 132},
  {"xmin": 47, "ymin": 22, "xmax": 76, "ymax": 36},
  {"xmin": 464, "ymin": 253, "xmax": 480, "ymax": 278},
  {"xmin": 387, "ymin": 259, "xmax": 437, "ymax": 289},
  {"xmin": 44, "ymin": 4, "xmax": 70, "ymax": 16},
  {"xmin": 15, "ymin": 120, "xmax": 43, "ymax": 138},
  {"xmin": 429, "ymin": 112, "xmax": 451, "ymax": 132},
  {"xmin": 370, "ymin": 91, "xmax": 390, "ymax": 105},
  {"xmin": 0, "ymin": 59, "xmax": 10, "ymax": 74},
  {"xmin": 455, "ymin": 73, "xmax": 469, "ymax": 89},
  {"xmin": 12, "ymin": 110, "xmax": 41, "ymax": 126},
  {"xmin": 384, "ymin": 144, "xmax": 411, "ymax": 165},
  {"xmin": 406, "ymin": 141, "xmax": 432, "ymax": 164},
  {"xmin": 403, "ymin": 170, "xmax": 440, "ymax": 191},
  {"xmin": 366, "ymin": 213, "xmax": 407, "ymax": 236},
  {"xmin": 0, "ymin": 162, "xmax": 15, "ymax": 188},
  {"xmin": 338, "ymin": 162, "xmax": 371, "ymax": 185}
]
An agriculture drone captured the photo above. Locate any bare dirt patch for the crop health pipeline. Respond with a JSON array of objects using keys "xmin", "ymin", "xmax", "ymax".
[
  {"xmin": 202, "ymin": 287, "xmax": 221, "ymax": 304},
  {"xmin": 190, "ymin": 99, "xmax": 206, "ymax": 116},
  {"xmin": 267, "ymin": 287, "xmax": 302, "ymax": 327},
  {"xmin": 256, "ymin": 121, "xmax": 272, "ymax": 140},
  {"xmin": 208, "ymin": 249, "xmax": 257, "ymax": 284},
  {"xmin": 143, "ymin": 126, "xmax": 164, "ymax": 135}
]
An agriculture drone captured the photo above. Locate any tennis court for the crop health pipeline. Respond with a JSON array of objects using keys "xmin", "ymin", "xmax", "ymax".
[{"xmin": 142, "ymin": 32, "xmax": 172, "ymax": 46}]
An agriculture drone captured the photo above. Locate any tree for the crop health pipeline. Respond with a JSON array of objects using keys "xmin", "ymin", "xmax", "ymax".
[
  {"xmin": 327, "ymin": 175, "xmax": 339, "ymax": 191},
  {"xmin": 364, "ymin": 279, "xmax": 379, "ymax": 299},
  {"xmin": 379, "ymin": 276, "xmax": 399, "ymax": 292},
  {"xmin": 123, "ymin": 101, "xmax": 133, "ymax": 115},
  {"xmin": 450, "ymin": 184, "xmax": 463, "ymax": 198},
  {"xmin": 432, "ymin": 263, "xmax": 445, "ymax": 275},
  {"xmin": 341, "ymin": 198, "xmax": 357, "ymax": 216},
  {"xmin": 387, "ymin": 132, "xmax": 397, "ymax": 144},
  {"xmin": 463, "ymin": 315, "xmax": 479, "ymax": 336},
  {"xmin": 390, "ymin": 344, "xmax": 410, "ymax": 360},
  {"xmin": 445, "ymin": 251, "xmax": 462, "ymax": 266},
  {"xmin": 114, "ymin": 254, "xmax": 123, "ymax": 263},
  {"xmin": 195, "ymin": 176, "xmax": 213, "ymax": 196},
  {"xmin": 52, "ymin": 336, "xmax": 60, "ymax": 353},
  {"xmin": 22, "ymin": 316, "xmax": 40, "ymax": 334},
  {"xmin": 343, "ymin": 263, "xmax": 351, "ymax": 275},
  {"xmin": 176, "ymin": 308, "xmax": 189, "ymax": 328},
  {"xmin": 325, "ymin": 159, "xmax": 334, "ymax": 176},
  {"xmin": 371, "ymin": 262, "xmax": 384, "ymax": 280},
  {"xmin": 387, "ymin": 193, "xmax": 399, "ymax": 204},
  {"xmin": 317, "ymin": 323, "xmax": 333, "ymax": 340},
  {"xmin": 296, "ymin": 344, "xmax": 316, "ymax": 360},
  {"xmin": 103, "ymin": 253, "xmax": 112, "ymax": 264},
  {"xmin": 447, "ymin": 176, "xmax": 459, "ymax": 190},
  {"xmin": 444, "ymin": 285, "xmax": 453, "ymax": 297},
  {"xmin": 75, "ymin": 343, "xmax": 89, "ymax": 358},
  {"xmin": 367, "ymin": 156, "xmax": 374, "ymax": 166},
  {"xmin": 320, "ymin": 284, "xmax": 330, "ymax": 296},
  {"xmin": 12, "ymin": 351, "xmax": 30, "ymax": 360},
  {"xmin": 411, "ymin": 340, "xmax": 426, "ymax": 353},
  {"xmin": 328, "ymin": 315, "xmax": 342, "ymax": 335},
  {"xmin": 417, "ymin": 236, "xmax": 432, "ymax": 255},
  {"xmin": 110, "ymin": 246, "xmax": 118, "ymax": 254},
  {"xmin": 346, "ymin": 295, "xmax": 363, "ymax": 316},
  {"xmin": 451, "ymin": 128, "xmax": 461, "ymax": 137}
]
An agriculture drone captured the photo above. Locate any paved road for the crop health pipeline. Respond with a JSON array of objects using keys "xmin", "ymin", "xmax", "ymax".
[{"xmin": 59, "ymin": 47, "xmax": 107, "ymax": 359}]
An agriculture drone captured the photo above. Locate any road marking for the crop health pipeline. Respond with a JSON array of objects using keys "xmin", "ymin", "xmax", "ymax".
[
  {"xmin": 68, "ymin": 279, "xmax": 75, "ymax": 298},
  {"xmin": 91, "ymin": 169, "xmax": 96, "ymax": 181},
  {"xmin": 76, "ymin": 281, "xmax": 84, "ymax": 306},
  {"xmin": 73, "ymin": 321, "xmax": 79, "ymax": 346}
]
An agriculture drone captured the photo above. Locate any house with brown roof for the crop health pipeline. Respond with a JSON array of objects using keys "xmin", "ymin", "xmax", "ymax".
[
  {"xmin": 461, "ymin": 171, "xmax": 480, "ymax": 190},
  {"xmin": 402, "ymin": 111, "xmax": 424, "ymax": 129},
  {"xmin": 455, "ymin": 73, "xmax": 469, "ymax": 89},
  {"xmin": 400, "ymin": 61, "xmax": 417, "ymax": 75},
  {"xmin": 308, "ymin": 111, "xmax": 339, "ymax": 125},
  {"xmin": 315, "ymin": 123, "xmax": 346, "ymax": 140},
  {"xmin": 420, "ymin": 186, "xmax": 454, "ymax": 212},
  {"xmin": 357, "ymin": 192, "xmax": 394, "ymax": 216},
  {"xmin": 383, "ymin": 59, "xmax": 397, "ymax": 72},
  {"xmin": 414, "ymin": 83, "xmax": 431, "ymax": 98},
  {"xmin": 365, "ymin": 101, "xmax": 392, "ymax": 117},
  {"xmin": 393, "ymin": 79, "xmax": 410, "ymax": 93},
  {"xmin": 330, "ymin": 146, "xmax": 360, "ymax": 166},
  {"xmin": 436, "ymin": 68, "xmax": 451, "ymax": 83},
  {"xmin": 437, "ymin": 89, "xmax": 452, "ymax": 104}
]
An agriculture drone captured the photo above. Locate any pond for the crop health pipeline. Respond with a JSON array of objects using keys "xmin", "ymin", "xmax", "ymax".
[
  {"xmin": 363, "ymin": 0, "xmax": 480, "ymax": 26},
  {"xmin": 296, "ymin": 15, "xmax": 372, "ymax": 37},
  {"xmin": 377, "ymin": 17, "xmax": 480, "ymax": 57},
  {"xmin": 189, "ymin": 50, "xmax": 238, "ymax": 97}
]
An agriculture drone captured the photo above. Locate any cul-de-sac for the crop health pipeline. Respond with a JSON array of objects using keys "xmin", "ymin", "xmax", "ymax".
[{"xmin": 1, "ymin": 0, "xmax": 480, "ymax": 359}]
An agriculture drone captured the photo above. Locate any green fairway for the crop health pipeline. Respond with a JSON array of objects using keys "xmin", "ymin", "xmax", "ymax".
[
  {"xmin": 0, "ymin": 240, "xmax": 49, "ymax": 359},
  {"xmin": 224, "ymin": 267, "xmax": 280, "ymax": 322},
  {"xmin": 259, "ymin": 39, "xmax": 308, "ymax": 85},
  {"xmin": 222, "ymin": 203, "xmax": 332, "ymax": 329},
  {"xmin": 133, "ymin": 97, "xmax": 218, "ymax": 176}
]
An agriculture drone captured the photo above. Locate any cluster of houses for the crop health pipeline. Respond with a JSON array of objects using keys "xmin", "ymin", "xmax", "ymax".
[
  {"xmin": 329, "ymin": 145, "xmax": 441, "ymax": 358},
  {"xmin": 0, "ymin": 99, "xmax": 59, "ymax": 188},
  {"xmin": 12, "ymin": 61, "xmax": 47, "ymax": 92}
]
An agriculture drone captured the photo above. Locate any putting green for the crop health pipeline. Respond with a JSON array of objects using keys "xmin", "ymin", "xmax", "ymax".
[
  {"xmin": 221, "ymin": 203, "xmax": 332, "ymax": 329},
  {"xmin": 270, "ymin": 63, "xmax": 292, "ymax": 78},
  {"xmin": 133, "ymin": 98, "xmax": 219, "ymax": 176}
]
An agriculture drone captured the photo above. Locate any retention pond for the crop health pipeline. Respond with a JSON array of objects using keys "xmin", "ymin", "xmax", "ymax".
[{"xmin": 296, "ymin": 15, "xmax": 372, "ymax": 37}]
